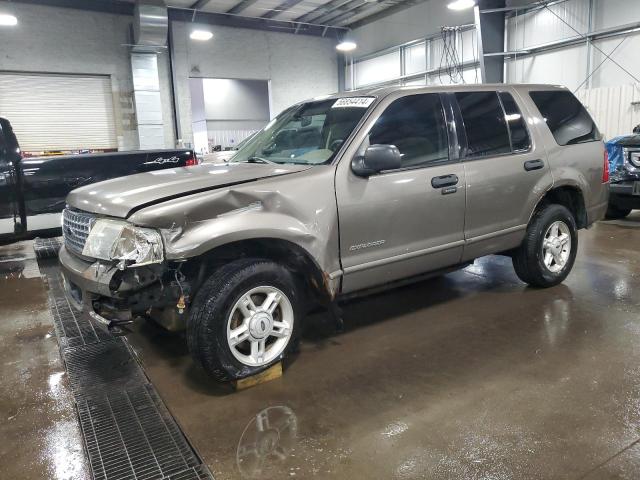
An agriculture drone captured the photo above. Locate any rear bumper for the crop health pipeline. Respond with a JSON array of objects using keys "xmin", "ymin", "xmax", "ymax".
[{"xmin": 610, "ymin": 181, "xmax": 640, "ymax": 210}]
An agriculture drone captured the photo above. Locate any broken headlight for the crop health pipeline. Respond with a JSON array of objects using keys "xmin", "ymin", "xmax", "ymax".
[{"xmin": 82, "ymin": 219, "xmax": 164, "ymax": 267}]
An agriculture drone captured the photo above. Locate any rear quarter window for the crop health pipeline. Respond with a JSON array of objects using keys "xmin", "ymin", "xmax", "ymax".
[{"xmin": 529, "ymin": 90, "xmax": 601, "ymax": 146}]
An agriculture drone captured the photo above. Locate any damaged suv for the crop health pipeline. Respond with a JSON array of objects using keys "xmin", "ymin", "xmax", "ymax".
[{"xmin": 59, "ymin": 85, "xmax": 609, "ymax": 381}]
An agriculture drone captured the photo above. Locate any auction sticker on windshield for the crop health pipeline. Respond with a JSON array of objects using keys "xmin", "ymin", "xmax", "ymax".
[{"xmin": 332, "ymin": 97, "xmax": 375, "ymax": 108}]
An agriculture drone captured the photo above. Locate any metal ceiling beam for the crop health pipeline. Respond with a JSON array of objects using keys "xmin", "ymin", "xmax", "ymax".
[
  {"xmin": 321, "ymin": 0, "xmax": 402, "ymax": 26},
  {"xmin": 346, "ymin": 0, "xmax": 429, "ymax": 28},
  {"xmin": 227, "ymin": 0, "xmax": 260, "ymax": 15},
  {"xmin": 261, "ymin": 0, "xmax": 305, "ymax": 19},
  {"xmin": 189, "ymin": 0, "xmax": 212, "ymax": 9},
  {"xmin": 169, "ymin": 7, "xmax": 348, "ymax": 37},
  {"xmin": 312, "ymin": 0, "xmax": 368, "ymax": 25},
  {"xmin": 295, "ymin": 0, "xmax": 351, "ymax": 23},
  {"xmin": 13, "ymin": 0, "xmax": 134, "ymax": 15}
]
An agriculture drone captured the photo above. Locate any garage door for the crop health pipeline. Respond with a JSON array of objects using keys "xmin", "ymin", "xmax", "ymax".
[{"xmin": 0, "ymin": 72, "xmax": 117, "ymax": 153}]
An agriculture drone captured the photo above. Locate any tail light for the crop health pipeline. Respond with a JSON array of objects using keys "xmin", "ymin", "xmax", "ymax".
[
  {"xmin": 185, "ymin": 152, "xmax": 199, "ymax": 167},
  {"xmin": 602, "ymin": 149, "xmax": 610, "ymax": 183}
]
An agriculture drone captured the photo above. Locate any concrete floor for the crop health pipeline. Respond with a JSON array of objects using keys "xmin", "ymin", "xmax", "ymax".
[
  {"xmin": 2, "ymin": 214, "xmax": 640, "ymax": 479},
  {"xmin": 0, "ymin": 242, "xmax": 90, "ymax": 480}
]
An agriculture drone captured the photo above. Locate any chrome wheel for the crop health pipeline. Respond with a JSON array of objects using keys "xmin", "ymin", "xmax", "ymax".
[
  {"xmin": 542, "ymin": 220, "xmax": 571, "ymax": 273},
  {"xmin": 226, "ymin": 286, "xmax": 294, "ymax": 367}
]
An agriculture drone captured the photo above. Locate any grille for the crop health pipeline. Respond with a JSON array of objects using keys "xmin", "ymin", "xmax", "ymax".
[{"xmin": 62, "ymin": 208, "xmax": 95, "ymax": 255}]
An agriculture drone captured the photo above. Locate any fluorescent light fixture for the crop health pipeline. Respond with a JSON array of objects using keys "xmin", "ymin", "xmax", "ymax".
[
  {"xmin": 190, "ymin": 30, "xmax": 213, "ymax": 41},
  {"xmin": 447, "ymin": 0, "xmax": 476, "ymax": 10},
  {"xmin": 336, "ymin": 40, "xmax": 357, "ymax": 52},
  {"xmin": 0, "ymin": 14, "xmax": 17, "ymax": 26}
]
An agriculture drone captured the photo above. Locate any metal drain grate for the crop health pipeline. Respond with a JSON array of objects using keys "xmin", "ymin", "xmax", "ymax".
[
  {"xmin": 35, "ymin": 245, "xmax": 215, "ymax": 480},
  {"xmin": 77, "ymin": 385, "xmax": 202, "ymax": 480},
  {"xmin": 64, "ymin": 341, "xmax": 147, "ymax": 397},
  {"xmin": 34, "ymin": 236, "xmax": 62, "ymax": 259}
]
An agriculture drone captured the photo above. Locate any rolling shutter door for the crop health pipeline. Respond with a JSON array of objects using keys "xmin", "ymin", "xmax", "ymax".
[{"xmin": 0, "ymin": 73, "xmax": 117, "ymax": 153}]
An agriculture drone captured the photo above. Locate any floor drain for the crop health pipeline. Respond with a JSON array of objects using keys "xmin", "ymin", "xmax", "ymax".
[{"xmin": 36, "ymin": 245, "xmax": 215, "ymax": 480}]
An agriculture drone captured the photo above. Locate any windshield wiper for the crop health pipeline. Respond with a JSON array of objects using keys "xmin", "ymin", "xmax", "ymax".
[{"xmin": 246, "ymin": 156, "xmax": 277, "ymax": 165}]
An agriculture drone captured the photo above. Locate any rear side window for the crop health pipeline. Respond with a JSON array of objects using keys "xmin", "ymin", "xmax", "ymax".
[
  {"xmin": 455, "ymin": 91, "xmax": 511, "ymax": 157},
  {"xmin": 368, "ymin": 93, "xmax": 449, "ymax": 168},
  {"xmin": 498, "ymin": 92, "xmax": 531, "ymax": 152},
  {"xmin": 530, "ymin": 90, "xmax": 601, "ymax": 146}
]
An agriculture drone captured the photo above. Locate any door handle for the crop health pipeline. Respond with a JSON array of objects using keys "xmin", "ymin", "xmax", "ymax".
[
  {"xmin": 524, "ymin": 159, "xmax": 545, "ymax": 171},
  {"xmin": 431, "ymin": 174, "xmax": 459, "ymax": 189}
]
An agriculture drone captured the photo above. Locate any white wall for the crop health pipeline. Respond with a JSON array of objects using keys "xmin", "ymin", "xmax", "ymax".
[
  {"xmin": 0, "ymin": 1, "xmax": 141, "ymax": 149},
  {"xmin": 171, "ymin": 21, "xmax": 338, "ymax": 146},
  {"xmin": 201, "ymin": 79, "xmax": 269, "ymax": 121},
  {"xmin": 0, "ymin": 1, "xmax": 339, "ymax": 150},
  {"xmin": 350, "ymin": 0, "xmax": 474, "ymax": 56},
  {"xmin": 0, "ymin": 1, "xmax": 178, "ymax": 150},
  {"xmin": 505, "ymin": 0, "xmax": 640, "ymax": 91}
]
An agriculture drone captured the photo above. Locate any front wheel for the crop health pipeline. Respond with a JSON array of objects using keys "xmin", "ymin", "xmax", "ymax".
[
  {"xmin": 187, "ymin": 258, "xmax": 301, "ymax": 382},
  {"xmin": 512, "ymin": 204, "xmax": 578, "ymax": 288}
]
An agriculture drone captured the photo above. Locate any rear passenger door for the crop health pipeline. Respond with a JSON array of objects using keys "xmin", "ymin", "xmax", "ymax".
[{"xmin": 455, "ymin": 90, "xmax": 553, "ymax": 261}]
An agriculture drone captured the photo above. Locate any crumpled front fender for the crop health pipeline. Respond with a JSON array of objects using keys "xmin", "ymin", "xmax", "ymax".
[{"xmin": 128, "ymin": 166, "xmax": 342, "ymax": 295}]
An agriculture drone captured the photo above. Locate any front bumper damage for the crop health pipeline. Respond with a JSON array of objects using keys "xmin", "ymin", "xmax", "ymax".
[{"xmin": 58, "ymin": 246, "xmax": 188, "ymax": 333}]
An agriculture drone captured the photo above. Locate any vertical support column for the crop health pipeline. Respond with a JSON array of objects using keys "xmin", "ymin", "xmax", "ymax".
[
  {"xmin": 337, "ymin": 53, "xmax": 346, "ymax": 92},
  {"xmin": 586, "ymin": 0, "xmax": 594, "ymax": 89},
  {"xmin": 131, "ymin": 53, "xmax": 167, "ymax": 149},
  {"xmin": 474, "ymin": 0, "xmax": 506, "ymax": 83}
]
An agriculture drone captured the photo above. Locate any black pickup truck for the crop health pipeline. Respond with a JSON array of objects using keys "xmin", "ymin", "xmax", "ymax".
[{"xmin": 0, "ymin": 117, "xmax": 198, "ymax": 243}]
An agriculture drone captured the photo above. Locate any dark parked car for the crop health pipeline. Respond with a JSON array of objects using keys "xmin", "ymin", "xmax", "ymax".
[
  {"xmin": 605, "ymin": 133, "xmax": 640, "ymax": 218},
  {"xmin": 0, "ymin": 117, "xmax": 198, "ymax": 243}
]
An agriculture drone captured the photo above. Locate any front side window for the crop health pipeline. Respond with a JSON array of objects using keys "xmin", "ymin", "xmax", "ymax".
[
  {"xmin": 499, "ymin": 92, "xmax": 531, "ymax": 152},
  {"xmin": 232, "ymin": 98, "xmax": 372, "ymax": 165},
  {"xmin": 367, "ymin": 94, "xmax": 449, "ymax": 168},
  {"xmin": 529, "ymin": 90, "xmax": 601, "ymax": 146},
  {"xmin": 456, "ymin": 91, "xmax": 511, "ymax": 158}
]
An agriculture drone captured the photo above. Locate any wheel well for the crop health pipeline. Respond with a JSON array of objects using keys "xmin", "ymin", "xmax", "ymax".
[
  {"xmin": 183, "ymin": 238, "xmax": 332, "ymax": 307},
  {"xmin": 536, "ymin": 186, "xmax": 587, "ymax": 228}
]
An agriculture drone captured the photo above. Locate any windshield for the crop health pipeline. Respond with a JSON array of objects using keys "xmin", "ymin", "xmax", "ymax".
[{"xmin": 231, "ymin": 97, "xmax": 374, "ymax": 165}]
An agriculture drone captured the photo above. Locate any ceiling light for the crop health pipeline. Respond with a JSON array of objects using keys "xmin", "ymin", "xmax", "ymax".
[
  {"xmin": 0, "ymin": 14, "xmax": 17, "ymax": 26},
  {"xmin": 190, "ymin": 30, "xmax": 213, "ymax": 41},
  {"xmin": 447, "ymin": 0, "xmax": 476, "ymax": 10},
  {"xmin": 336, "ymin": 41, "xmax": 357, "ymax": 52}
]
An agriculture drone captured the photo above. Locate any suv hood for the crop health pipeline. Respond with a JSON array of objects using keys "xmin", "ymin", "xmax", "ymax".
[{"xmin": 66, "ymin": 162, "xmax": 312, "ymax": 218}]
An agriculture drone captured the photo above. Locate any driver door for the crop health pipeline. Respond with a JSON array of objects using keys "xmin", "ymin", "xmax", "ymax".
[{"xmin": 335, "ymin": 93, "xmax": 466, "ymax": 293}]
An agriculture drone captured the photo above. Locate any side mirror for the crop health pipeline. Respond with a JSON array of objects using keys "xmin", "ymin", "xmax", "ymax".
[{"xmin": 351, "ymin": 144, "xmax": 402, "ymax": 177}]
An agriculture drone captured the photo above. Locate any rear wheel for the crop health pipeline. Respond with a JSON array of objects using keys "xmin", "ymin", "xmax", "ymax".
[
  {"xmin": 605, "ymin": 204, "xmax": 632, "ymax": 220},
  {"xmin": 512, "ymin": 204, "xmax": 578, "ymax": 288},
  {"xmin": 187, "ymin": 258, "xmax": 301, "ymax": 381}
]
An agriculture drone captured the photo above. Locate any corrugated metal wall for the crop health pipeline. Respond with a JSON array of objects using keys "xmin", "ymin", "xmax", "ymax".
[
  {"xmin": 506, "ymin": 0, "xmax": 640, "ymax": 92},
  {"xmin": 576, "ymin": 84, "xmax": 640, "ymax": 139}
]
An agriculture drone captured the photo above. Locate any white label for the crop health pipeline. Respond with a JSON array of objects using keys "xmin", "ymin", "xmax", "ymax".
[{"xmin": 332, "ymin": 97, "xmax": 375, "ymax": 109}]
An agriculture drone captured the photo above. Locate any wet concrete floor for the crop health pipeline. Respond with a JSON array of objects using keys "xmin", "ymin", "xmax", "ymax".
[
  {"xmin": 2, "ymin": 213, "xmax": 640, "ymax": 479},
  {"xmin": 0, "ymin": 242, "xmax": 90, "ymax": 480},
  {"xmin": 123, "ymin": 213, "xmax": 640, "ymax": 480}
]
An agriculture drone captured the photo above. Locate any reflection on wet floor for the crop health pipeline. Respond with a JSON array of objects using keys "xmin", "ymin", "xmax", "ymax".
[{"xmin": 123, "ymin": 214, "xmax": 640, "ymax": 479}]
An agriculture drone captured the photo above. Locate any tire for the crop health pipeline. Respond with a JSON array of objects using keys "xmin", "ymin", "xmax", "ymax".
[
  {"xmin": 512, "ymin": 204, "xmax": 578, "ymax": 288},
  {"xmin": 187, "ymin": 258, "xmax": 301, "ymax": 382},
  {"xmin": 605, "ymin": 204, "xmax": 632, "ymax": 220}
]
